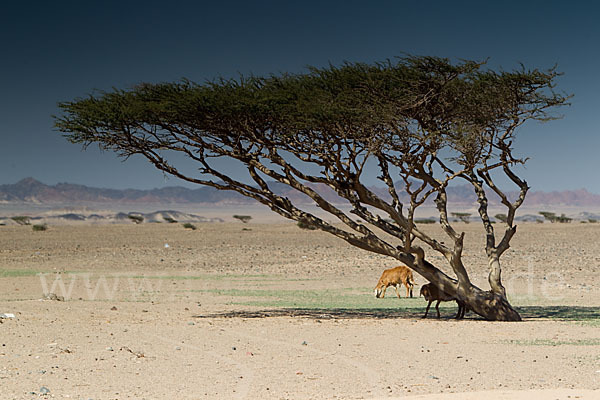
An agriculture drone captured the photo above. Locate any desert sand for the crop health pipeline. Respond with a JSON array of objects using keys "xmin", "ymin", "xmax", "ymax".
[{"xmin": 1, "ymin": 219, "xmax": 599, "ymax": 399}]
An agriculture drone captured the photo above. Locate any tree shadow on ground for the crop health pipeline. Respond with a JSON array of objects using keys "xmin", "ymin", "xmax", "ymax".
[
  {"xmin": 194, "ymin": 308, "xmax": 425, "ymax": 320},
  {"xmin": 517, "ymin": 306, "xmax": 600, "ymax": 320},
  {"xmin": 194, "ymin": 305, "xmax": 600, "ymax": 321}
]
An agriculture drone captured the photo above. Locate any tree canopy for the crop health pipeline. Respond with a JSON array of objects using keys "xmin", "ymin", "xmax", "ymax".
[{"xmin": 55, "ymin": 56, "xmax": 569, "ymax": 320}]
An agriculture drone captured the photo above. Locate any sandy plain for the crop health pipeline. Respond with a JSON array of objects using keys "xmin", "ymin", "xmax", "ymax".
[{"xmin": 0, "ymin": 219, "xmax": 599, "ymax": 399}]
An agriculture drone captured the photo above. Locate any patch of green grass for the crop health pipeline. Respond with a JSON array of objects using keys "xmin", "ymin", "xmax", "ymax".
[
  {"xmin": 0, "ymin": 269, "xmax": 41, "ymax": 277},
  {"xmin": 198, "ymin": 287, "xmax": 444, "ymax": 310},
  {"xmin": 572, "ymin": 319, "xmax": 600, "ymax": 327},
  {"xmin": 504, "ymin": 338, "xmax": 600, "ymax": 346}
]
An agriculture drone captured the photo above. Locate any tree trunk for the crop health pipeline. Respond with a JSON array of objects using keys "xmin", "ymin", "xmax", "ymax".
[
  {"xmin": 402, "ymin": 254, "xmax": 522, "ymax": 321},
  {"xmin": 456, "ymin": 284, "xmax": 521, "ymax": 321},
  {"xmin": 488, "ymin": 257, "xmax": 507, "ymax": 298}
]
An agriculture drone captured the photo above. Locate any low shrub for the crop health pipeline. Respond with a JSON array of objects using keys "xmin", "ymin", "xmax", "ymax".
[
  {"xmin": 415, "ymin": 218, "xmax": 436, "ymax": 224},
  {"xmin": 233, "ymin": 215, "xmax": 252, "ymax": 223},
  {"xmin": 297, "ymin": 220, "xmax": 317, "ymax": 230},
  {"xmin": 32, "ymin": 224, "xmax": 47, "ymax": 231}
]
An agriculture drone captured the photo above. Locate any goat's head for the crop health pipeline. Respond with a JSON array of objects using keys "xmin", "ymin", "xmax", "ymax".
[
  {"xmin": 374, "ymin": 285, "xmax": 383, "ymax": 298},
  {"xmin": 419, "ymin": 284, "xmax": 429, "ymax": 298}
]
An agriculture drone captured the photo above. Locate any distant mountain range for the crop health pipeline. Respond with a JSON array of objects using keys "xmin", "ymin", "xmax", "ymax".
[
  {"xmin": 2, "ymin": 177, "xmax": 600, "ymax": 208},
  {"xmin": 0, "ymin": 177, "xmax": 251, "ymax": 205}
]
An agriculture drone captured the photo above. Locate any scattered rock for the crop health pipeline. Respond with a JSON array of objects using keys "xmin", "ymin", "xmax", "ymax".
[
  {"xmin": 0, "ymin": 313, "xmax": 16, "ymax": 319},
  {"xmin": 301, "ymin": 341, "xmax": 308, "ymax": 346},
  {"xmin": 187, "ymin": 321, "xmax": 195, "ymax": 326},
  {"xmin": 110, "ymin": 306, "xmax": 118, "ymax": 311},
  {"xmin": 42, "ymin": 293, "xmax": 64, "ymax": 301},
  {"xmin": 40, "ymin": 386, "xmax": 50, "ymax": 394},
  {"xmin": 120, "ymin": 346, "xmax": 144, "ymax": 358}
]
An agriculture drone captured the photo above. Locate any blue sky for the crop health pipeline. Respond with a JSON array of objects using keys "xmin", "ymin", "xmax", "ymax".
[{"xmin": 0, "ymin": 1, "xmax": 598, "ymax": 190}]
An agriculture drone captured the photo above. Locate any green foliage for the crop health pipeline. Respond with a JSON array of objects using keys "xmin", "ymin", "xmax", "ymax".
[
  {"xmin": 451, "ymin": 212, "xmax": 471, "ymax": 224},
  {"xmin": 297, "ymin": 220, "xmax": 317, "ymax": 230},
  {"xmin": 233, "ymin": 215, "xmax": 252, "ymax": 223},
  {"xmin": 55, "ymin": 56, "xmax": 569, "ymax": 169},
  {"xmin": 538, "ymin": 211, "xmax": 556, "ymax": 222},
  {"xmin": 588, "ymin": 218, "xmax": 597, "ymax": 223},
  {"xmin": 182, "ymin": 223, "xmax": 197, "ymax": 230},
  {"xmin": 495, "ymin": 213, "xmax": 508, "ymax": 223},
  {"xmin": 128, "ymin": 215, "xmax": 144, "ymax": 224},
  {"xmin": 11, "ymin": 216, "xmax": 31, "ymax": 225},
  {"xmin": 164, "ymin": 217, "xmax": 178, "ymax": 223},
  {"xmin": 557, "ymin": 214, "xmax": 573, "ymax": 223},
  {"xmin": 32, "ymin": 224, "xmax": 47, "ymax": 231}
]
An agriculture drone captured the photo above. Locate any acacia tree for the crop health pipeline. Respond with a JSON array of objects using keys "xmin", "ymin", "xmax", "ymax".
[{"xmin": 55, "ymin": 56, "xmax": 568, "ymax": 321}]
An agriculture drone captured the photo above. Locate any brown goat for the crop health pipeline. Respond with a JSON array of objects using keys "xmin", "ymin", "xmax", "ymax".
[
  {"xmin": 420, "ymin": 283, "xmax": 467, "ymax": 319},
  {"xmin": 374, "ymin": 266, "xmax": 415, "ymax": 298}
]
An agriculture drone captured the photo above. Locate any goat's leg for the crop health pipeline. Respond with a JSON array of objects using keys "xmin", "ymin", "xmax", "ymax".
[
  {"xmin": 404, "ymin": 282, "xmax": 410, "ymax": 298},
  {"xmin": 435, "ymin": 300, "xmax": 441, "ymax": 318},
  {"xmin": 381, "ymin": 286, "xmax": 387, "ymax": 298},
  {"xmin": 408, "ymin": 283, "xmax": 413, "ymax": 298},
  {"xmin": 455, "ymin": 302, "xmax": 464, "ymax": 319},
  {"xmin": 423, "ymin": 300, "xmax": 433, "ymax": 318},
  {"xmin": 394, "ymin": 284, "xmax": 402, "ymax": 299}
]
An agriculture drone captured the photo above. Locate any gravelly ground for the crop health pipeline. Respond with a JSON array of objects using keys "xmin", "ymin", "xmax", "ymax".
[{"xmin": 1, "ymin": 221, "xmax": 599, "ymax": 399}]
